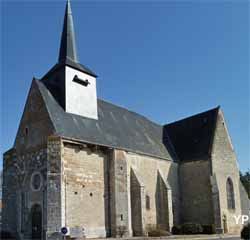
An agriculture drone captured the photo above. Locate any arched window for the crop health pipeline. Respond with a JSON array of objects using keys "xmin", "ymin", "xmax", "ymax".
[{"xmin": 226, "ymin": 178, "xmax": 235, "ymax": 210}]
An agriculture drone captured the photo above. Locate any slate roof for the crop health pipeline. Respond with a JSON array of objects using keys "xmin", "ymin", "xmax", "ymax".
[
  {"xmin": 36, "ymin": 77, "xmax": 220, "ymax": 162},
  {"xmin": 58, "ymin": 0, "xmax": 79, "ymax": 63},
  {"xmin": 44, "ymin": 0, "xmax": 97, "ymax": 79},
  {"xmin": 164, "ymin": 107, "xmax": 219, "ymax": 161},
  {"xmin": 36, "ymin": 80, "xmax": 175, "ymax": 161},
  {"xmin": 42, "ymin": 58, "xmax": 97, "ymax": 80}
]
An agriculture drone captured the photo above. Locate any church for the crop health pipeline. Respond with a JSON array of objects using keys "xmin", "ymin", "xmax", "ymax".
[{"xmin": 2, "ymin": 1, "xmax": 249, "ymax": 240}]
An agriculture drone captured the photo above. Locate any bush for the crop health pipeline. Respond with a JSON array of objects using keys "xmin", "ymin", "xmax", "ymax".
[
  {"xmin": 172, "ymin": 225, "xmax": 182, "ymax": 235},
  {"xmin": 182, "ymin": 223, "xmax": 203, "ymax": 234},
  {"xmin": 241, "ymin": 223, "xmax": 250, "ymax": 240},
  {"xmin": 147, "ymin": 225, "xmax": 171, "ymax": 237},
  {"xmin": 202, "ymin": 224, "xmax": 216, "ymax": 234}
]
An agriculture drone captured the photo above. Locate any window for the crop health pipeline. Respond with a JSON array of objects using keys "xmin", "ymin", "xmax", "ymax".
[
  {"xmin": 73, "ymin": 75, "xmax": 90, "ymax": 86},
  {"xmin": 30, "ymin": 172, "xmax": 43, "ymax": 191},
  {"xmin": 25, "ymin": 127, "xmax": 29, "ymax": 136},
  {"xmin": 146, "ymin": 195, "xmax": 150, "ymax": 210},
  {"xmin": 226, "ymin": 178, "xmax": 235, "ymax": 210}
]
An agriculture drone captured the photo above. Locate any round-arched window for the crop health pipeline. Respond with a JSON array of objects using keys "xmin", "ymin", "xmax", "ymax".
[
  {"xmin": 226, "ymin": 177, "xmax": 235, "ymax": 210},
  {"xmin": 31, "ymin": 172, "xmax": 43, "ymax": 191}
]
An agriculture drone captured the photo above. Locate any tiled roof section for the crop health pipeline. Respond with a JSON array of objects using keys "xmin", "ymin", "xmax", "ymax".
[
  {"xmin": 36, "ymin": 80, "xmax": 175, "ymax": 161},
  {"xmin": 164, "ymin": 107, "xmax": 219, "ymax": 161}
]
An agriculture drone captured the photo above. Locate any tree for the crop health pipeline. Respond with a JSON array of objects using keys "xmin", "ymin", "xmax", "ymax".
[{"xmin": 240, "ymin": 170, "xmax": 250, "ymax": 199}]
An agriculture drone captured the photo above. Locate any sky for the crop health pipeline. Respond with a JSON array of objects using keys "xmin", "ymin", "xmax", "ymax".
[{"xmin": 1, "ymin": 0, "xmax": 249, "ymax": 172}]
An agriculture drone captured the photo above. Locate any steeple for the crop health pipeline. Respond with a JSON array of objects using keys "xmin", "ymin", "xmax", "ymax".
[
  {"xmin": 58, "ymin": 0, "xmax": 78, "ymax": 63},
  {"xmin": 42, "ymin": 0, "xmax": 98, "ymax": 120}
]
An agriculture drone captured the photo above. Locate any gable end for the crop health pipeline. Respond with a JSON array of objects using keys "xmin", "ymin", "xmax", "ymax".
[{"xmin": 14, "ymin": 79, "xmax": 55, "ymax": 152}]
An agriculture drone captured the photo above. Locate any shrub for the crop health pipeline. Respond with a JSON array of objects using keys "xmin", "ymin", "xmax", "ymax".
[
  {"xmin": 202, "ymin": 224, "xmax": 216, "ymax": 234},
  {"xmin": 241, "ymin": 223, "xmax": 250, "ymax": 240},
  {"xmin": 147, "ymin": 225, "xmax": 171, "ymax": 237},
  {"xmin": 172, "ymin": 225, "xmax": 182, "ymax": 235},
  {"xmin": 182, "ymin": 223, "xmax": 203, "ymax": 234}
]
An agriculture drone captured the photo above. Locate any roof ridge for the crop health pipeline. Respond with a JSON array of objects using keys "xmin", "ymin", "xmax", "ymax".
[{"xmin": 166, "ymin": 105, "xmax": 220, "ymax": 126}]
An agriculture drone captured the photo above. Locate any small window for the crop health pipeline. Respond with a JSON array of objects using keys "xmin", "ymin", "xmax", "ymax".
[
  {"xmin": 146, "ymin": 195, "xmax": 150, "ymax": 210},
  {"xmin": 25, "ymin": 127, "xmax": 29, "ymax": 136},
  {"xmin": 30, "ymin": 172, "xmax": 43, "ymax": 191},
  {"xmin": 90, "ymin": 192, "xmax": 93, "ymax": 197},
  {"xmin": 226, "ymin": 178, "xmax": 235, "ymax": 210},
  {"xmin": 120, "ymin": 214, "xmax": 123, "ymax": 221}
]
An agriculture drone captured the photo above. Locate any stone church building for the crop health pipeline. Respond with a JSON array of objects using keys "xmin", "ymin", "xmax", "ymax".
[{"xmin": 2, "ymin": 1, "xmax": 249, "ymax": 239}]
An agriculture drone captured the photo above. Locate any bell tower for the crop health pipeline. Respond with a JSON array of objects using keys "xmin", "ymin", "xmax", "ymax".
[{"xmin": 42, "ymin": 0, "xmax": 98, "ymax": 119}]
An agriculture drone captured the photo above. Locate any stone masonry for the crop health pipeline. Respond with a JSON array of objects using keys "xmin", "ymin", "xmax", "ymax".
[{"xmin": 2, "ymin": 1, "xmax": 249, "ymax": 239}]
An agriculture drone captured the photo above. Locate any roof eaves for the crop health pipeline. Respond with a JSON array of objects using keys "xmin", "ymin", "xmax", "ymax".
[{"xmin": 59, "ymin": 134, "xmax": 173, "ymax": 162}]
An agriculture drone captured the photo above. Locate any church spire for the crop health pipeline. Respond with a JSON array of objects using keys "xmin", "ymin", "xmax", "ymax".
[{"xmin": 58, "ymin": 0, "xmax": 79, "ymax": 63}]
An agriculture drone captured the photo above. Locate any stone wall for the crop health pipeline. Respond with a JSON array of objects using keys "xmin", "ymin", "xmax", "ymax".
[
  {"xmin": 57, "ymin": 147, "xmax": 179, "ymax": 238},
  {"xmin": 2, "ymin": 149, "xmax": 18, "ymax": 235},
  {"xmin": 156, "ymin": 170, "xmax": 173, "ymax": 231},
  {"xmin": 110, "ymin": 149, "xmax": 131, "ymax": 237},
  {"xmin": 239, "ymin": 181, "xmax": 250, "ymax": 217},
  {"xmin": 46, "ymin": 136, "xmax": 63, "ymax": 239},
  {"xmin": 179, "ymin": 159, "xmax": 213, "ymax": 225},
  {"xmin": 2, "ymin": 147, "xmax": 47, "ymax": 240},
  {"xmin": 130, "ymin": 168, "xmax": 145, "ymax": 236},
  {"xmin": 62, "ymin": 141, "xmax": 108, "ymax": 238},
  {"xmin": 2, "ymin": 78, "xmax": 52, "ymax": 240},
  {"xmin": 14, "ymin": 80, "xmax": 55, "ymax": 153},
  {"xmin": 126, "ymin": 151, "xmax": 179, "ymax": 232},
  {"xmin": 211, "ymin": 109, "xmax": 244, "ymax": 234}
]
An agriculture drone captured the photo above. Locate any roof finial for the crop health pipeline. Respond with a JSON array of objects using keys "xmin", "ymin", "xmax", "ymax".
[{"xmin": 58, "ymin": 0, "xmax": 79, "ymax": 63}]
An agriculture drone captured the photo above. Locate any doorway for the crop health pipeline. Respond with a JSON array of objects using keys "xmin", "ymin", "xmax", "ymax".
[{"xmin": 31, "ymin": 204, "xmax": 42, "ymax": 240}]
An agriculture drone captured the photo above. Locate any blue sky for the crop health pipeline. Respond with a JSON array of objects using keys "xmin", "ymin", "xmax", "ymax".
[{"xmin": 1, "ymin": 0, "xmax": 249, "ymax": 171}]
